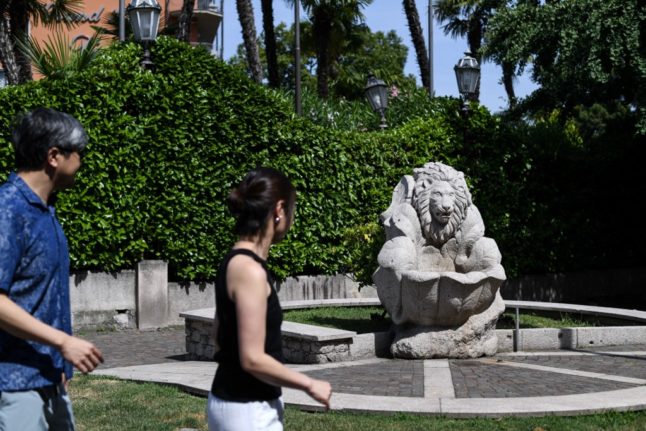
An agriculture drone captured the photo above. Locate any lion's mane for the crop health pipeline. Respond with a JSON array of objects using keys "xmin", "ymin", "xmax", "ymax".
[{"xmin": 412, "ymin": 162, "xmax": 472, "ymax": 247}]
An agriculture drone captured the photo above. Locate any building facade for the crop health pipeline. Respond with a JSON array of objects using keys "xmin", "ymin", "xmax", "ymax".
[{"xmin": 0, "ymin": 0, "xmax": 223, "ymax": 87}]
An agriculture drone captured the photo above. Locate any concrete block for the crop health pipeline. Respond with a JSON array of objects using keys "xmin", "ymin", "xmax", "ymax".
[
  {"xmin": 168, "ymin": 282, "xmax": 215, "ymax": 326},
  {"xmin": 136, "ymin": 260, "xmax": 169, "ymax": 329},
  {"xmin": 70, "ymin": 270, "xmax": 135, "ymax": 328},
  {"xmin": 577, "ymin": 326, "xmax": 646, "ymax": 348},
  {"xmin": 519, "ymin": 328, "xmax": 577, "ymax": 351},
  {"xmin": 350, "ymin": 333, "xmax": 377, "ymax": 359},
  {"xmin": 496, "ymin": 329, "xmax": 514, "ymax": 352}
]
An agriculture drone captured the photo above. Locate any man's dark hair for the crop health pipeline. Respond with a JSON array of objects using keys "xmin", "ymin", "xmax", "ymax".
[
  {"xmin": 11, "ymin": 107, "xmax": 88, "ymax": 170},
  {"xmin": 228, "ymin": 167, "xmax": 297, "ymax": 236}
]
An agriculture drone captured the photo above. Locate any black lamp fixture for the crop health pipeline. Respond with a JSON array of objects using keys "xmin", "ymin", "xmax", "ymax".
[
  {"xmin": 127, "ymin": 0, "xmax": 161, "ymax": 70},
  {"xmin": 454, "ymin": 52, "xmax": 480, "ymax": 113},
  {"xmin": 364, "ymin": 74, "xmax": 389, "ymax": 130}
]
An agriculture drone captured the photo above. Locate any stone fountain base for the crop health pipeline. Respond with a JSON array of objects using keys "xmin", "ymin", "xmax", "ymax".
[{"xmin": 390, "ymin": 292, "xmax": 506, "ymax": 359}]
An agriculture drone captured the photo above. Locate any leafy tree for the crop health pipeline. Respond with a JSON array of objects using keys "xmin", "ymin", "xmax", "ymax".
[
  {"xmin": 331, "ymin": 27, "xmax": 415, "ymax": 99},
  {"xmin": 230, "ymin": 21, "xmax": 414, "ymax": 100},
  {"xmin": 402, "ymin": 0, "xmax": 430, "ymax": 90},
  {"xmin": 0, "ymin": 0, "xmax": 83, "ymax": 85},
  {"xmin": 484, "ymin": 0, "xmax": 646, "ymax": 131}
]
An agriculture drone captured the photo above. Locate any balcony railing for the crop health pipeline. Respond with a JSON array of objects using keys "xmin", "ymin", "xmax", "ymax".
[{"xmin": 196, "ymin": 0, "xmax": 219, "ymax": 12}]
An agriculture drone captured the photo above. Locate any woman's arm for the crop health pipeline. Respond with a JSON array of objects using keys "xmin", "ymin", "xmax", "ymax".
[{"xmin": 228, "ymin": 256, "xmax": 332, "ymax": 408}]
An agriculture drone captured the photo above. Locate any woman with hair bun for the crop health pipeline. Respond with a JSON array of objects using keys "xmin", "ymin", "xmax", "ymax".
[{"xmin": 207, "ymin": 167, "xmax": 332, "ymax": 431}]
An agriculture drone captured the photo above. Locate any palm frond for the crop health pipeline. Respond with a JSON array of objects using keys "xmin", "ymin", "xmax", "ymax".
[
  {"xmin": 31, "ymin": 0, "xmax": 86, "ymax": 30},
  {"xmin": 15, "ymin": 29, "xmax": 103, "ymax": 80}
]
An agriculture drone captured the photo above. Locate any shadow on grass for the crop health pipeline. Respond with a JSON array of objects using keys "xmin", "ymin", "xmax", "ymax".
[{"xmin": 303, "ymin": 316, "xmax": 393, "ymax": 334}]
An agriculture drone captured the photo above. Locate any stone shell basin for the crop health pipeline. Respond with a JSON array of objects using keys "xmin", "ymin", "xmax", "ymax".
[
  {"xmin": 375, "ymin": 235, "xmax": 507, "ymax": 328},
  {"xmin": 396, "ymin": 266, "xmax": 505, "ymax": 327}
]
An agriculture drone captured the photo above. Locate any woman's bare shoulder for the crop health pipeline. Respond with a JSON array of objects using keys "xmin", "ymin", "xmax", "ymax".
[{"xmin": 227, "ymin": 253, "xmax": 266, "ymax": 283}]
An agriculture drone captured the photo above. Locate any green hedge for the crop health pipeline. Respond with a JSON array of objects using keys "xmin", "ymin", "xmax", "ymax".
[{"xmin": 0, "ymin": 37, "xmax": 643, "ymax": 283}]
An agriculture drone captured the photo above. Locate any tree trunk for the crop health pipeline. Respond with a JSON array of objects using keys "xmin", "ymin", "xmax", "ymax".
[
  {"xmin": 261, "ymin": 0, "xmax": 279, "ymax": 88},
  {"xmin": 502, "ymin": 60, "xmax": 516, "ymax": 108},
  {"xmin": 176, "ymin": 0, "xmax": 195, "ymax": 42},
  {"xmin": 0, "ymin": 12, "xmax": 20, "ymax": 85},
  {"xmin": 313, "ymin": 9, "xmax": 331, "ymax": 98},
  {"xmin": 467, "ymin": 17, "xmax": 482, "ymax": 102},
  {"xmin": 402, "ymin": 0, "xmax": 430, "ymax": 90},
  {"xmin": 236, "ymin": 0, "xmax": 263, "ymax": 84},
  {"xmin": 9, "ymin": 0, "xmax": 31, "ymax": 83}
]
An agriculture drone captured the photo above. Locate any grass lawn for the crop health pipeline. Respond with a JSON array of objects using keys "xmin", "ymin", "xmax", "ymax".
[
  {"xmin": 282, "ymin": 306, "xmax": 630, "ymax": 333},
  {"xmin": 70, "ymin": 375, "xmax": 646, "ymax": 430}
]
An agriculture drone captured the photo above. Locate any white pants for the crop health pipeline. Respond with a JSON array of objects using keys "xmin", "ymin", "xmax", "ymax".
[{"xmin": 207, "ymin": 393, "xmax": 284, "ymax": 431}]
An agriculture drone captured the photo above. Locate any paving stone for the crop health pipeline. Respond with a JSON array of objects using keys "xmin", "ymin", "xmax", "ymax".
[
  {"xmin": 81, "ymin": 326, "xmax": 646, "ymax": 400},
  {"xmin": 449, "ymin": 360, "xmax": 638, "ymax": 398},
  {"xmin": 504, "ymin": 353, "xmax": 646, "ymax": 380},
  {"xmin": 304, "ymin": 360, "xmax": 425, "ymax": 397}
]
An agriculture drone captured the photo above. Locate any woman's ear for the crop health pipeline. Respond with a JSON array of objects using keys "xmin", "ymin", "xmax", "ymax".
[{"xmin": 275, "ymin": 200, "xmax": 286, "ymax": 218}]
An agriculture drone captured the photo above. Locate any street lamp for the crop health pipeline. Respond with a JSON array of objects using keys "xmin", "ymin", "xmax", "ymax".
[
  {"xmin": 127, "ymin": 0, "xmax": 161, "ymax": 70},
  {"xmin": 454, "ymin": 52, "xmax": 480, "ymax": 113},
  {"xmin": 364, "ymin": 74, "xmax": 389, "ymax": 130}
]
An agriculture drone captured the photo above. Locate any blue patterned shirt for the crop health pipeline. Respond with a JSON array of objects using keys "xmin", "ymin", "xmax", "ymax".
[{"xmin": 0, "ymin": 173, "xmax": 73, "ymax": 391}]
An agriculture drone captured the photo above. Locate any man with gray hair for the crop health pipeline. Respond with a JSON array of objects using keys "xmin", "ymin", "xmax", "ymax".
[{"xmin": 0, "ymin": 107, "xmax": 104, "ymax": 430}]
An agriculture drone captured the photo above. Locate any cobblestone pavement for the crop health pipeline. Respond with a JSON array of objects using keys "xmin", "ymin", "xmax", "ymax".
[
  {"xmin": 306, "ymin": 360, "xmax": 425, "ymax": 397},
  {"xmin": 83, "ymin": 326, "xmax": 646, "ymax": 399},
  {"xmin": 502, "ymin": 353, "xmax": 646, "ymax": 380},
  {"xmin": 81, "ymin": 327, "xmax": 188, "ymax": 369},
  {"xmin": 449, "ymin": 359, "xmax": 638, "ymax": 398}
]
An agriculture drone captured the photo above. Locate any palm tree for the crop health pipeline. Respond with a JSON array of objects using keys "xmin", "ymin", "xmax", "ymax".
[
  {"xmin": 261, "ymin": 0, "xmax": 280, "ymax": 88},
  {"xmin": 434, "ymin": 0, "xmax": 516, "ymax": 105},
  {"xmin": 236, "ymin": 0, "xmax": 263, "ymax": 83},
  {"xmin": 16, "ymin": 30, "xmax": 103, "ymax": 80},
  {"xmin": 0, "ymin": 0, "xmax": 83, "ymax": 85},
  {"xmin": 402, "ymin": 0, "xmax": 430, "ymax": 90},
  {"xmin": 296, "ymin": 0, "xmax": 372, "ymax": 98},
  {"xmin": 501, "ymin": 59, "xmax": 516, "ymax": 107},
  {"xmin": 176, "ymin": 0, "xmax": 194, "ymax": 42},
  {"xmin": 434, "ymin": 0, "xmax": 485, "ymax": 101}
]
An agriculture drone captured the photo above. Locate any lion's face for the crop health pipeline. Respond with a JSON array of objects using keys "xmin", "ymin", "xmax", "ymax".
[
  {"xmin": 413, "ymin": 165, "xmax": 470, "ymax": 247},
  {"xmin": 428, "ymin": 181, "xmax": 455, "ymax": 226}
]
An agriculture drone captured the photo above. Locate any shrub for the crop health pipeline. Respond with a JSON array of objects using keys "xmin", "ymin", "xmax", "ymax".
[{"xmin": 0, "ymin": 37, "xmax": 642, "ymax": 284}]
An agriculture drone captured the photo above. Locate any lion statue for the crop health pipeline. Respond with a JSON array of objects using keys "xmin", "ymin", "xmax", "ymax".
[
  {"xmin": 379, "ymin": 162, "xmax": 486, "ymax": 272},
  {"xmin": 373, "ymin": 161, "xmax": 506, "ymax": 359}
]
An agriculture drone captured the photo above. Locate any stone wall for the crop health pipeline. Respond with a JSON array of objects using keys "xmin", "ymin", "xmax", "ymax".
[
  {"xmin": 282, "ymin": 336, "xmax": 352, "ymax": 364},
  {"xmin": 69, "ymin": 262, "xmax": 646, "ymax": 330},
  {"xmin": 69, "ymin": 264, "xmax": 375, "ymax": 330},
  {"xmin": 185, "ymin": 319, "xmax": 217, "ymax": 360}
]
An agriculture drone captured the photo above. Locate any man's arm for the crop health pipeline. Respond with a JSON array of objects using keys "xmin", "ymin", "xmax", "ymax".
[{"xmin": 0, "ymin": 293, "xmax": 103, "ymax": 373}]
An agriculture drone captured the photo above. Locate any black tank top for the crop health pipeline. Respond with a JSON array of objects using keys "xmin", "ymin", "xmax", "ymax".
[{"xmin": 210, "ymin": 248, "xmax": 284, "ymax": 401}]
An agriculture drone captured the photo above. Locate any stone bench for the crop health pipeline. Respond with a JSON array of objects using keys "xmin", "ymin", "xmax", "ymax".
[
  {"xmin": 281, "ymin": 321, "xmax": 356, "ymax": 363},
  {"xmin": 180, "ymin": 308, "xmax": 360, "ymax": 363}
]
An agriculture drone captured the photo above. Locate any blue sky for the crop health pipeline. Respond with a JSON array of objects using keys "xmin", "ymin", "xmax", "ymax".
[{"xmin": 220, "ymin": 0, "xmax": 537, "ymax": 112}]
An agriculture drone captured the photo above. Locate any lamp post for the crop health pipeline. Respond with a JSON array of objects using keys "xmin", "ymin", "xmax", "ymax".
[
  {"xmin": 364, "ymin": 74, "xmax": 389, "ymax": 130},
  {"xmin": 127, "ymin": 0, "xmax": 162, "ymax": 70},
  {"xmin": 454, "ymin": 52, "xmax": 480, "ymax": 114}
]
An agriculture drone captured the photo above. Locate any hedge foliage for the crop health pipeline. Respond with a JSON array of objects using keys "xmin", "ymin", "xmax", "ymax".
[{"xmin": 0, "ymin": 37, "xmax": 643, "ymax": 283}]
